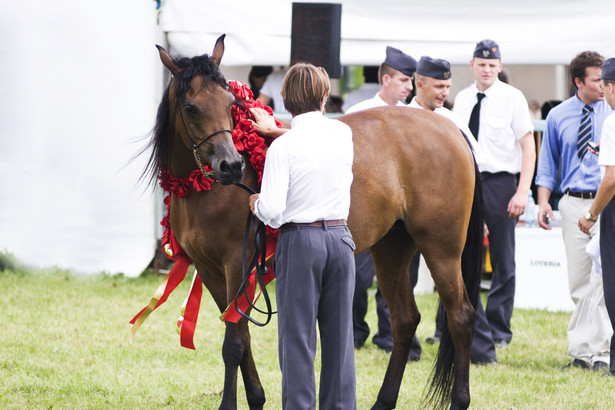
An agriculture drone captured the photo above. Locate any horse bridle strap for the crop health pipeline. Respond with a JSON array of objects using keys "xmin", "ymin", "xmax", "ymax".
[
  {"xmin": 178, "ymin": 109, "xmax": 232, "ymax": 178},
  {"xmin": 233, "ymin": 182, "xmax": 276, "ymax": 326}
]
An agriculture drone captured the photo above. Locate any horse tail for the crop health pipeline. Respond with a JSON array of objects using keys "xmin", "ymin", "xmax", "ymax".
[{"xmin": 424, "ymin": 136, "xmax": 484, "ymax": 409}]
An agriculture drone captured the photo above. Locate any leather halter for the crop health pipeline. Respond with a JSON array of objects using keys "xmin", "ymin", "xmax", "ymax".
[{"xmin": 178, "ymin": 108, "xmax": 232, "ymax": 178}]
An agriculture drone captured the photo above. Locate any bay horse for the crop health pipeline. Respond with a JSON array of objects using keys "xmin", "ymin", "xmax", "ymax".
[{"xmin": 139, "ymin": 35, "xmax": 482, "ymax": 410}]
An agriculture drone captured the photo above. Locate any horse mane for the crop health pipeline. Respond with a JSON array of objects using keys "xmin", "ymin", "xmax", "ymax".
[{"xmin": 139, "ymin": 53, "xmax": 230, "ymax": 188}]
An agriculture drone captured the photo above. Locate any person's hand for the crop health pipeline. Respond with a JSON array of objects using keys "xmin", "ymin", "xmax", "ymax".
[
  {"xmin": 249, "ymin": 193, "xmax": 259, "ymax": 215},
  {"xmin": 507, "ymin": 191, "xmax": 527, "ymax": 219},
  {"xmin": 588, "ymin": 142, "xmax": 600, "ymax": 155},
  {"xmin": 537, "ymin": 202, "xmax": 554, "ymax": 230},
  {"xmin": 250, "ymin": 108, "xmax": 280, "ymax": 138},
  {"xmin": 578, "ymin": 215, "xmax": 595, "ymax": 236}
]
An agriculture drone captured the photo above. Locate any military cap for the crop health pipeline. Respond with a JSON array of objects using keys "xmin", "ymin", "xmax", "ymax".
[
  {"xmin": 416, "ymin": 56, "xmax": 452, "ymax": 80},
  {"xmin": 384, "ymin": 46, "xmax": 417, "ymax": 77},
  {"xmin": 601, "ymin": 58, "xmax": 615, "ymax": 80},
  {"xmin": 473, "ymin": 39, "xmax": 501, "ymax": 59}
]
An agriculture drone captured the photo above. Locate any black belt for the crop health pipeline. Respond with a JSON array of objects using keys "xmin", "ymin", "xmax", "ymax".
[
  {"xmin": 280, "ymin": 219, "xmax": 347, "ymax": 232},
  {"xmin": 566, "ymin": 190, "xmax": 596, "ymax": 199}
]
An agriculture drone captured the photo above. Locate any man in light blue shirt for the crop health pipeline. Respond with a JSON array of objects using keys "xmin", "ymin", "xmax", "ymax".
[{"xmin": 536, "ymin": 50, "xmax": 613, "ymax": 370}]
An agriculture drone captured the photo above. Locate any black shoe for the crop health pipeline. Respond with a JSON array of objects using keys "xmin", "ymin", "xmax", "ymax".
[
  {"xmin": 593, "ymin": 361, "xmax": 609, "ymax": 371},
  {"xmin": 354, "ymin": 339, "xmax": 365, "ymax": 349},
  {"xmin": 494, "ymin": 339, "xmax": 509, "ymax": 349},
  {"xmin": 424, "ymin": 336, "xmax": 440, "ymax": 344},
  {"xmin": 375, "ymin": 344, "xmax": 392, "ymax": 353},
  {"xmin": 408, "ymin": 354, "xmax": 420, "ymax": 362},
  {"xmin": 562, "ymin": 359, "xmax": 590, "ymax": 370},
  {"xmin": 472, "ymin": 358, "xmax": 498, "ymax": 366}
]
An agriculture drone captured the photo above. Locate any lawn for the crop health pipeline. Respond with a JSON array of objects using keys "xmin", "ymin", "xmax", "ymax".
[{"xmin": 0, "ymin": 263, "xmax": 613, "ymax": 409}]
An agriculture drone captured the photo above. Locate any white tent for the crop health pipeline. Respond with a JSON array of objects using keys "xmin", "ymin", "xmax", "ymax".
[
  {"xmin": 0, "ymin": 1, "xmax": 162, "ymax": 277},
  {"xmin": 1, "ymin": 0, "xmax": 614, "ymax": 277},
  {"xmin": 162, "ymin": 0, "xmax": 615, "ymax": 66}
]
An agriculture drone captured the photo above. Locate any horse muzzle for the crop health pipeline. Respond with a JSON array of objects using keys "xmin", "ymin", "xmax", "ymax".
[{"xmin": 215, "ymin": 155, "xmax": 245, "ymax": 185}]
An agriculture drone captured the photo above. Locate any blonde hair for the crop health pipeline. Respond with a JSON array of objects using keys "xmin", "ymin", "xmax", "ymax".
[{"xmin": 281, "ymin": 63, "xmax": 330, "ymax": 116}]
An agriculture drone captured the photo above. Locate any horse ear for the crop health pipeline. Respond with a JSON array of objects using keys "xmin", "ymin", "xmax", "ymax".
[
  {"xmin": 210, "ymin": 34, "xmax": 226, "ymax": 67},
  {"xmin": 156, "ymin": 45, "xmax": 181, "ymax": 77}
]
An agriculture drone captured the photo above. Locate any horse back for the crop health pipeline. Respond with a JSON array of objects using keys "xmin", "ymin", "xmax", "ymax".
[{"xmin": 337, "ymin": 106, "xmax": 476, "ymax": 252}]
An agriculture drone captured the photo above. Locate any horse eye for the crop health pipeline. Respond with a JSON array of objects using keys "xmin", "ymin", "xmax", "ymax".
[{"xmin": 184, "ymin": 104, "xmax": 198, "ymax": 116}]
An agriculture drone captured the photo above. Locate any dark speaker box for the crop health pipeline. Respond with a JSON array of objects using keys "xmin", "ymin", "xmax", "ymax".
[{"xmin": 291, "ymin": 3, "xmax": 342, "ymax": 78}]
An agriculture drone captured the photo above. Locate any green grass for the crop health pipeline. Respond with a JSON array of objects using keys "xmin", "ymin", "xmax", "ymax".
[{"xmin": 0, "ymin": 265, "xmax": 613, "ymax": 409}]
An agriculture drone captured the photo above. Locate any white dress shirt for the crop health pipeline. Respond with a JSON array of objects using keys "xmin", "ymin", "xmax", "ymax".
[
  {"xmin": 254, "ymin": 111, "xmax": 354, "ymax": 228},
  {"xmin": 344, "ymin": 92, "xmax": 406, "ymax": 114},
  {"xmin": 453, "ymin": 79, "xmax": 533, "ymax": 173},
  {"xmin": 599, "ymin": 113, "xmax": 615, "ymax": 179}
]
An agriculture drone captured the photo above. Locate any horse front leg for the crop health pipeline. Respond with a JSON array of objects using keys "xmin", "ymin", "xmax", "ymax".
[
  {"xmin": 219, "ymin": 320, "xmax": 266, "ymax": 410},
  {"xmin": 219, "ymin": 322, "xmax": 242, "ymax": 410},
  {"xmin": 238, "ymin": 321, "xmax": 266, "ymax": 409}
]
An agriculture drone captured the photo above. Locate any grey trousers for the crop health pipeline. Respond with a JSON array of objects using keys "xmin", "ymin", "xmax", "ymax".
[{"xmin": 275, "ymin": 224, "xmax": 357, "ymax": 410}]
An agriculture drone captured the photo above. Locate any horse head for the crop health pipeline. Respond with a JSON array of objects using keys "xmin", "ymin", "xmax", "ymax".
[{"xmin": 158, "ymin": 35, "xmax": 245, "ymax": 185}]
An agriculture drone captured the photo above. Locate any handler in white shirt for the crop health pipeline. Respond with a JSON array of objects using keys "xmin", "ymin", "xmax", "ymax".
[{"xmin": 249, "ymin": 63, "xmax": 356, "ymax": 409}]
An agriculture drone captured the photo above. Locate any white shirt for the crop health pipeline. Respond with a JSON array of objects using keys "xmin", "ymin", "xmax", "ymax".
[
  {"xmin": 409, "ymin": 97, "xmax": 485, "ymax": 165},
  {"xmin": 453, "ymin": 79, "xmax": 533, "ymax": 173},
  {"xmin": 598, "ymin": 112, "xmax": 615, "ymax": 179},
  {"xmin": 254, "ymin": 111, "xmax": 354, "ymax": 228},
  {"xmin": 344, "ymin": 92, "xmax": 406, "ymax": 114}
]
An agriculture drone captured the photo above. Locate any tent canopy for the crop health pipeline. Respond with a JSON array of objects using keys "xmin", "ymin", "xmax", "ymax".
[{"xmin": 161, "ymin": 0, "xmax": 615, "ymax": 66}]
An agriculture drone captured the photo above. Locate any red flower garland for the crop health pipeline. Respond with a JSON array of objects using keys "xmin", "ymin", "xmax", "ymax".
[{"xmin": 158, "ymin": 80, "xmax": 280, "ymax": 252}]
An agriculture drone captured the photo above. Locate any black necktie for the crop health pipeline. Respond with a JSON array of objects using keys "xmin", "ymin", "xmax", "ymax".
[
  {"xmin": 577, "ymin": 104, "xmax": 593, "ymax": 160},
  {"xmin": 468, "ymin": 92, "xmax": 486, "ymax": 140}
]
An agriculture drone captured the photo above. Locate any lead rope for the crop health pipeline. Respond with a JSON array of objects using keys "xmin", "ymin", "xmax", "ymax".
[{"xmin": 233, "ymin": 182, "xmax": 276, "ymax": 326}]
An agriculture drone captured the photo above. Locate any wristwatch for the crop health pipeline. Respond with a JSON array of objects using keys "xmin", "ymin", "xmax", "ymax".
[{"xmin": 585, "ymin": 211, "xmax": 597, "ymax": 223}]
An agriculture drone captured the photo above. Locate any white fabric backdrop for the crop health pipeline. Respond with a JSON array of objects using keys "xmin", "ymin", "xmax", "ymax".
[
  {"xmin": 1, "ymin": 0, "xmax": 614, "ymax": 277},
  {"xmin": 161, "ymin": 0, "xmax": 615, "ymax": 65},
  {"xmin": 0, "ymin": 0, "xmax": 162, "ymax": 276}
]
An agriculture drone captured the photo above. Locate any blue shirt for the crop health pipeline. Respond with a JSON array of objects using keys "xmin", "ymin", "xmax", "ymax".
[{"xmin": 535, "ymin": 95, "xmax": 613, "ymax": 192}]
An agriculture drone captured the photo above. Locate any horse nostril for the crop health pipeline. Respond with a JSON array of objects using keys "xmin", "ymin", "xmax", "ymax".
[{"xmin": 219, "ymin": 160, "xmax": 231, "ymax": 175}]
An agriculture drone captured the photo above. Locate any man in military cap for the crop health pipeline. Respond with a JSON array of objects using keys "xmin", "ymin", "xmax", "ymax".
[
  {"xmin": 410, "ymin": 56, "xmax": 490, "ymax": 355},
  {"xmin": 454, "ymin": 39, "xmax": 535, "ymax": 363},
  {"xmin": 576, "ymin": 57, "xmax": 615, "ymax": 375},
  {"xmin": 346, "ymin": 46, "xmax": 422, "ymax": 362},
  {"xmin": 410, "ymin": 56, "xmax": 483, "ymax": 163},
  {"xmin": 345, "ymin": 46, "xmax": 416, "ymax": 113}
]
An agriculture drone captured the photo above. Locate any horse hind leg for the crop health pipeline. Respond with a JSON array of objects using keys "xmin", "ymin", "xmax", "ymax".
[
  {"xmin": 368, "ymin": 226, "xmax": 420, "ymax": 410},
  {"xmin": 422, "ymin": 256, "xmax": 474, "ymax": 410}
]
